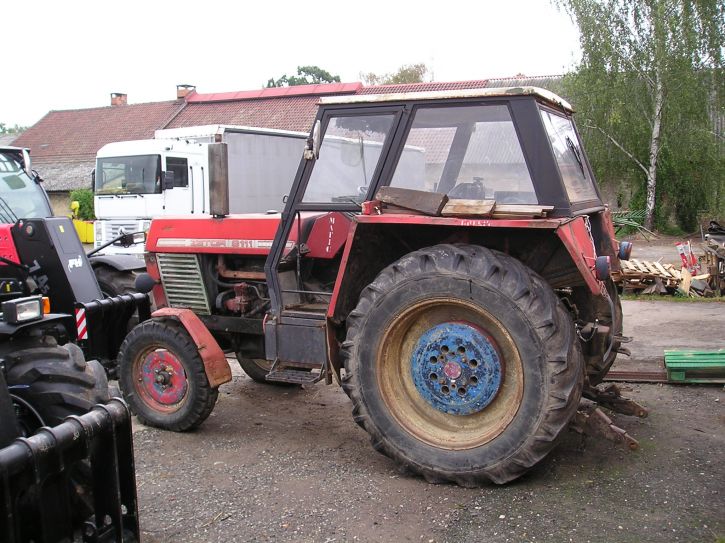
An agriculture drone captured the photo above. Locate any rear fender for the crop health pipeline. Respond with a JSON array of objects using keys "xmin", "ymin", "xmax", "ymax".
[{"xmin": 152, "ymin": 307, "xmax": 232, "ymax": 388}]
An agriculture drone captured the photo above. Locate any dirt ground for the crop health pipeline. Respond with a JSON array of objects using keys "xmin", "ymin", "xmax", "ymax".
[{"xmin": 130, "ymin": 295, "xmax": 725, "ymax": 543}]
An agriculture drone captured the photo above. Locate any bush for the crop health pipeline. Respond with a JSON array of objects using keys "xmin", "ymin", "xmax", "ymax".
[{"xmin": 69, "ymin": 189, "xmax": 95, "ymax": 220}]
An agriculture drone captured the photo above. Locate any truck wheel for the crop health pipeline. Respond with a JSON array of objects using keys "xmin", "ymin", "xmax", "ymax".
[
  {"xmin": 118, "ymin": 319, "xmax": 217, "ymax": 431},
  {"xmin": 6, "ymin": 339, "xmax": 110, "ymax": 430},
  {"xmin": 95, "ymin": 266, "xmax": 137, "ymax": 297},
  {"xmin": 341, "ymin": 244, "xmax": 583, "ymax": 486},
  {"xmin": 235, "ymin": 354, "xmax": 303, "ymax": 387}
]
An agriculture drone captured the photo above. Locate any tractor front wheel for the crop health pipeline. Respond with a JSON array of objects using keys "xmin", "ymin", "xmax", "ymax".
[
  {"xmin": 118, "ymin": 319, "xmax": 217, "ymax": 431},
  {"xmin": 341, "ymin": 244, "xmax": 583, "ymax": 485}
]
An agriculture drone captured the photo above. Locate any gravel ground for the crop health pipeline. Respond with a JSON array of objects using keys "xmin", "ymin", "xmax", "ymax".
[{"xmin": 132, "ymin": 354, "xmax": 724, "ymax": 542}]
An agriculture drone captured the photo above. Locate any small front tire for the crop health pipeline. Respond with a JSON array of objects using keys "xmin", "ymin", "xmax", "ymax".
[{"xmin": 118, "ymin": 319, "xmax": 217, "ymax": 431}]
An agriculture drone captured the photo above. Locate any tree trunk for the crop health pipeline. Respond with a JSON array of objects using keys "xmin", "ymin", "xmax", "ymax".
[{"xmin": 644, "ymin": 72, "xmax": 664, "ymax": 231}]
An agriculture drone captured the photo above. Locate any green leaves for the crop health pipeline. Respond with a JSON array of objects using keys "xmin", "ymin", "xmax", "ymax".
[{"xmin": 558, "ymin": 0, "xmax": 724, "ymax": 230}]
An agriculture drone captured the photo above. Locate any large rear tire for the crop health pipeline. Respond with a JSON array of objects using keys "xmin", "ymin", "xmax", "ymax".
[
  {"xmin": 95, "ymin": 266, "xmax": 137, "ymax": 297},
  {"xmin": 118, "ymin": 319, "xmax": 217, "ymax": 431},
  {"xmin": 5, "ymin": 339, "xmax": 110, "ymax": 429},
  {"xmin": 5, "ymin": 337, "xmax": 110, "ymax": 523},
  {"xmin": 341, "ymin": 244, "xmax": 583, "ymax": 485}
]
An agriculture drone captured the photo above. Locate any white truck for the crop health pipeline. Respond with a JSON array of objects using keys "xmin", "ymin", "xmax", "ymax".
[{"xmin": 92, "ymin": 125, "xmax": 308, "ymax": 294}]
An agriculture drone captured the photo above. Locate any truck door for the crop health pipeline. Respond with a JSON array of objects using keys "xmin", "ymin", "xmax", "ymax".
[{"xmin": 162, "ymin": 157, "xmax": 192, "ymax": 214}]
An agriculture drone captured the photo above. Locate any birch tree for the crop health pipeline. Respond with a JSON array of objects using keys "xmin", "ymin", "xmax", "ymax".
[{"xmin": 558, "ymin": 0, "xmax": 724, "ymax": 230}]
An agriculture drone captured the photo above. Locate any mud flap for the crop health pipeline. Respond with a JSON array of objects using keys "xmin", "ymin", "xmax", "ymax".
[{"xmin": 0, "ymin": 398, "xmax": 139, "ymax": 542}]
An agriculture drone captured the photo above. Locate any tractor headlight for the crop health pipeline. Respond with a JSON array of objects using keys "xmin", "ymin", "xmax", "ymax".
[{"xmin": 2, "ymin": 296, "xmax": 43, "ymax": 324}]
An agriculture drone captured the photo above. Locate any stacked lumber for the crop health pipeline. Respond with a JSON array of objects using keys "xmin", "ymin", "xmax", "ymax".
[{"xmin": 613, "ymin": 259, "xmax": 681, "ymax": 293}]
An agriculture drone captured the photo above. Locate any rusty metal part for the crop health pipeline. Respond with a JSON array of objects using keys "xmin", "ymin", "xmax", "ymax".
[
  {"xmin": 604, "ymin": 369, "xmax": 668, "ymax": 383},
  {"xmin": 217, "ymin": 255, "xmax": 266, "ymax": 280},
  {"xmin": 571, "ymin": 408, "xmax": 640, "ymax": 451},
  {"xmin": 223, "ymin": 282, "xmax": 257, "ymax": 314},
  {"xmin": 584, "ymin": 383, "xmax": 649, "ymax": 418},
  {"xmin": 152, "ymin": 307, "xmax": 232, "ymax": 388}
]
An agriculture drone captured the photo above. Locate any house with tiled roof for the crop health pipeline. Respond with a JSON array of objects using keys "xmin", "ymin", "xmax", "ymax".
[{"xmin": 11, "ymin": 77, "xmax": 564, "ymax": 213}]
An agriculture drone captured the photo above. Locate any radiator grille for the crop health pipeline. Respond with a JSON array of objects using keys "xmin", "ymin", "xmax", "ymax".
[
  {"xmin": 157, "ymin": 253, "xmax": 211, "ymax": 314},
  {"xmin": 104, "ymin": 220, "xmax": 142, "ymax": 239}
]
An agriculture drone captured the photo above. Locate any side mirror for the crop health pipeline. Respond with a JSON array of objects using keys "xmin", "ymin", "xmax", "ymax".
[
  {"xmin": 91, "ymin": 168, "xmax": 96, "ymax": 191},
  {"xmin": 162, "ymin": 170, "xmax": 175, "ymax": 190}
]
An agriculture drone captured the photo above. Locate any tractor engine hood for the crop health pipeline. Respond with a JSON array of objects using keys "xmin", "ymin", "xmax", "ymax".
[{"xmin": 145, "ymin": 212, "xmax": 350, "ymax": 259}]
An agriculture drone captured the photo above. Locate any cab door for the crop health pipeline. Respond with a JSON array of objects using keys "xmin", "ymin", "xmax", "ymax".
[{"xmin": 161, "ymin": 156, "xmax": 193, "ymax": 215}]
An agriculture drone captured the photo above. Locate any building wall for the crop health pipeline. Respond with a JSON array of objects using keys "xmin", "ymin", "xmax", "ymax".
[{"xmin": 48, "ymin": 191, "xmax": 73, "ymax": 217}]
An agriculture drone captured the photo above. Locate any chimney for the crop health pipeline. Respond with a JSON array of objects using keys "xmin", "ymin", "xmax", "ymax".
[
  {"xmin": 110, "ymin": 92, "xmax": 127, "ymax": 106},
  {"xmin": 176, "ymin": 84, "xmax": 196, "ymax": 99}
]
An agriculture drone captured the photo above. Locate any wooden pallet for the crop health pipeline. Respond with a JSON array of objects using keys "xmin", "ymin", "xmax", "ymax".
[
  {"xmin": 613, "ymin": 258, "xmax": 681, "ymax": 292},
  {"xmin": 664, "ymin": 349, "xmax": 725, "ymax": 383}
]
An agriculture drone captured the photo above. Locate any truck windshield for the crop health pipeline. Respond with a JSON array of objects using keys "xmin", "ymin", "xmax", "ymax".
[
  {"xmin": 0, "ymin": 151, "xmax": 52, "ymax": 221},
  {"xmin": 96, "ymin": 155, "xmax": 162, "ymax": 195},
  {"xmin": 540, "ymin": 108, "xmax": 599, "ymax": 203}
]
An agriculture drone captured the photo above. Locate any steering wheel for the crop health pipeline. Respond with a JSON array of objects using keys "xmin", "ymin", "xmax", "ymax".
[{"xmin": 448, "ymin": 180, "xmax": 486, "ymax": 199}]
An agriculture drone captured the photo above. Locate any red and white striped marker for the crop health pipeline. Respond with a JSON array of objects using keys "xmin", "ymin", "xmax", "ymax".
[{"xmin": 75, "ymin": 307, "xmax": 88, "ymax": 340}]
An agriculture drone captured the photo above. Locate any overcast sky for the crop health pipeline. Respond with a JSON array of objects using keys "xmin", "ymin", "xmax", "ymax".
[{"xmin": 2, "ymin": 0, "xmax": 581, "ymax": 127}]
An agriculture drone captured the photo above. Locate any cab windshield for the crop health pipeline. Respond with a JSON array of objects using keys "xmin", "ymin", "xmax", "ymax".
[
  {"xmin": 96, "ymin": 155, "xmax": 161, "ymax": 195},
  {"xmin": 0, "ymin": 151, "xmax": 52, "ymax": 221},
  {"xmin": 540, "ymin": 108, "xmax": 599, "ymax": 203}
]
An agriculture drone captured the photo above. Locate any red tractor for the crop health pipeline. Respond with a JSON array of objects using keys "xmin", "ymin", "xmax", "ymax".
[{"xmin": 120, "ymin": 87, "xmax": 639, "ymax": 485}]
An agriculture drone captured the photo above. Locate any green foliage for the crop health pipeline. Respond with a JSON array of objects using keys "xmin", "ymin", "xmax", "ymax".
[
  {"xmin": 69, "ymin": 189, "xmax": 95, "ymax": 220},
  {"xmin": 0, "ymin": 122, "xmax": 27, "ymax": 135},
  {"xmin": 266, "ymin": 66, "xmax": 341, "ymax": 88},
  {"xmin": 361, "ymin": 63, "xmax": 430, "ymax": 85},
  {"xmin": 558, "ymin": 0, "xmax": 724, "ymax": 231}
]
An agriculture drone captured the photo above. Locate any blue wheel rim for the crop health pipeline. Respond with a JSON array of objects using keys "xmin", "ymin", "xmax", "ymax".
[{"xmin": 410, "ymin": 322, "xmax": 503, "ymax": 416}]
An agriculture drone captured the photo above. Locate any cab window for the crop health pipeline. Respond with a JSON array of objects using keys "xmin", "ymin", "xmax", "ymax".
[
  {"xmin": 303, "ymin": 114, "xmax": 395, "ymax": 204},
  {"xmin": 390, "ymin": 105, "xmax": 537, "ymax": 204},
  {"xmin": 165, "ymin": 157, "xmax": 189, "ymax": 188}
]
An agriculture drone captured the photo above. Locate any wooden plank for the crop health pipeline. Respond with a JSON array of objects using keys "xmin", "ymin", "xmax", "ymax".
[
  {"xmin": 680, "ymin": 268, "xmax": 692, "ymax": 295},
  {"xmin": 376, "ymin": 187, "xmax": 448, "ymax": 216},
  {"xmin": 441, "ymin": 199, "xmax": 495, "ymax": 217},
  {"xmin": 653, "ymin": 261, "xmax": 672, "ymax": 278},
  {"xmin": 492, "ymin": 205, "xmax": 554, "ymax": 218}
]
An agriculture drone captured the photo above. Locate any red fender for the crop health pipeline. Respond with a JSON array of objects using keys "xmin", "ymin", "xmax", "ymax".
[{"xmin": 152, "ymin": 307, "xmax": 232, "ymax": 388}]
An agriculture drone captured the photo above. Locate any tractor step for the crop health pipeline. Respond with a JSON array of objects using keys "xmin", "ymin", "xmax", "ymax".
[{"xmin": 265, "ymin": 368, "xmax": 322, "ymax": 385}]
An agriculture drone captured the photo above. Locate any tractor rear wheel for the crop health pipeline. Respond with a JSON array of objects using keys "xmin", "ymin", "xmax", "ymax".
[
  {"xmin": 118, "ymin": 319, "xmax": 217, "ymax": 431},
  {"xmin": 341, "ymin": 244, "xmax": 583, "ymax": 485}
]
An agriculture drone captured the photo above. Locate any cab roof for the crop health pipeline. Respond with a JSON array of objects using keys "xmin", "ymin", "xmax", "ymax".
[{"xmin": 319, "ymin": 86, "xmax": 573, "ymax": 113}]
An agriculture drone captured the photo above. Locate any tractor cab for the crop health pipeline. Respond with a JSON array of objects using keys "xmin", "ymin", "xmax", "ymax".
[{"xmin": 264, "ymin": 87, "xmax": 613, "ymax": 371}]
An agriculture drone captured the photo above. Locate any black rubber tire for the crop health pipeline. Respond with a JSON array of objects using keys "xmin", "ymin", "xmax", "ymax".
[
  {"xmin": 95, "ymin": 266, "xmax": 137, "ymax": 297},
  {"xmin": 341, "ymin": 244, "xmax": 584, "ymax": 486},
  {"xmin": 5, "ymin": 338, "xmax": 110, "ymax": 427},
  {"xmin": 235, "ymin": 354, "xmax": 303, "ymax": 387},
  {"xmin": 117, "ymin": 319, "xmax": 218, "ymax": 431},
  {"xmin": 5, "ymin": 337, "xmax": 110, "ymax": 527}
]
